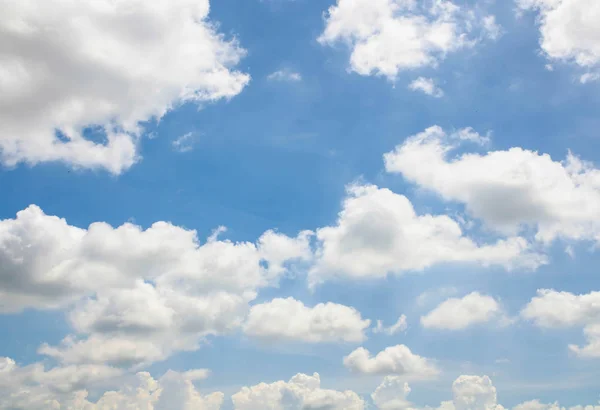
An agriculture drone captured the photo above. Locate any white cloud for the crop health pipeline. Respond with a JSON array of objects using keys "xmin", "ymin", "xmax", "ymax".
[
  {"xmin": 0, "ymin": 0, "xmax": 249, "ymax": 174},
  {"xmin": 421, "ymin": 292, "xmax": 505, "ymax": 330},
  {"xmin": 371, "ymin": 376, "xmax": 413, "ymax": 410},
  {"xmin": 343, "ymin": 345, "xmax": 440, "ymax": 380},
  {"xmin": 0, "ymin": 359, "xmax": 223, "ymax": 410},
  {"xmin": 231, "ymin": 372, "xmax": 365, "ymax": 410},
  {"xmin": 580, "ymin": 72, "xmax": 600, "ymax": 84},
  {"xmin": 451, "ymin": 375, "xmax": 505, "ymax": 410},
  {"xmin": 521, "ymin": 289, "xmax": 600, "ymax": 358},
  {"xmin": 318, "ymin": 0, "xmax": 497, "ymax": 80},
  {"xmin": 172, "ymin": 132, "xmax": 198, "ymax": 153},
  {"xmin": 243, "ymin": 297, "xmax": 371, "ymax": 343},
  {"xmin": 371, "ymin": 374, "xmax": 509, "ymax": 410},
  {"xmin": 482, "ymin": 15, "xmax": 502, "ymax": 41},
  {"xmin": 517, "ymin": 0, "xmax": 600, "ymax": 74},
  {"xmin": 374, "ymin": 315, "xmax": 408, "ymax": 336},
  {"xmin": 384, "ymin": 125, "xmax": 600, "ymax": 244},
  {"xmin": 267, "ymin": 69, "xmax": 302, "ymax": 82},
  {"xmin": 309, "ymin": 183, "xmax": 545, "ymax": 286},
  {"xmin": 0, "ymin": 205, "xmax": 310, "ymax": 367},
  {"xmin": 371, "ymin": 374, "xmax": 600, "ymax": 410},
  {"xmin": 409, "ymin": 77, "xmax": 444, "ymax": 97}
]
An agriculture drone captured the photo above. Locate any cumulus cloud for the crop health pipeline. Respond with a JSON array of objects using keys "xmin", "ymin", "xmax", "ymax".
[
  {"xmin": 0, "ymin": 205, "xmax": 311, "ymax": 367},
  {"xmin": 371, "ymin": 376, "xmax": 413, "ymax": 410},
  {"xmin": 409, "ymin": 77, "xmax": 444, "ymax": 97},
  {"xmin": 231, "ymin": 372, "xmax": 364, "ymax": 410},
  {"xmin": 343, "ymin": 344, "xmax": 440, "ymax": 380},
  {"xmin": 517, "ymin": 0, "xmax": 600, "ymax": 74},
  {"xmin": 0, "ymin": 0, "xmax": 249, "ymax": 173},
  {"xmin": 521, "ymin": 289, "xmax": 600, "ymax": 358},
  {"xmin": 0, "ymin": 358, "xmax": 223, "ymax": 410},
  {"xmin": 309, "ymin": 183, "xmax": 545, "ymax": 286},
  {"xmin": 318, "ymin": 0, "xmax": 498, "ymax": 80},
  {"xmin": 421, "ymin": 292, "xmax": 506, "ymax": 330},
  {"xmin": 243, "ymin": 297, "xmax": 371, "ymax": 343},
  {"xmin": 384, "ymin": 125, "xmax": 600, "ymax": 244},
  {"xmin": 373, "ymin": 315, "xmax": 408, "ymax": 336}
]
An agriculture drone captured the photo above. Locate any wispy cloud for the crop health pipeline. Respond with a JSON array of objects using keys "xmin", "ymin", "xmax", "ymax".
[
  {"xmin": 267, "ymin": 69, "xmax": 302, "ymax": 82},
  {"xmin": 408, "ymin": 77, "xmax": 444, "ymax": 98},
  {"xmin": 172, "ymin": 132, "xmax": 198, "ymax": 153}
]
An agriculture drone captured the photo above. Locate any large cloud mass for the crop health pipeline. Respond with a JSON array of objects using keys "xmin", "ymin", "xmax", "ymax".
[
  {"xmin": 231, "ymin": 372, "xmax": 365, "ymax": 410},
  {"xmin": 517, "ymin": 0, "xmax": 600, "ymax": 78},
  {"xmin": 309, "ymin": 184, "xmax": 545, "ymax": 286},
  {"xmin": 0, "ymin": 0, "xmax": 249, "ymax": 173},
  {"xmin": 0, "ymin": 205, "xmax": 311, "ymax": 367},
  {"xmin": 384, "ymin": 125, "xmax": 600, "ymax": 244}
]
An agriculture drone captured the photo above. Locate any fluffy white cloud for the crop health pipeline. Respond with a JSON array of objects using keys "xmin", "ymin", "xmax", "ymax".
[
  {"xmin": 318, "ymin": 0, "xmax": 498, "ymax": 80},
  {"xmin": 0, "ymin": 205, "xmax": 310, "ymax": 367},
  {"xmin": 244, "ymin": 297, "xmax": 370, "ymax": 343},
  {"xmin": 421, "ymin": 292, "xmax": 505, "ymax": 330},
  {"xmin": 231, "ymin": 372, "xmax": 364, "ymax": 410},
  {"xmin": 371, "ymin": 376, "xmax": 413, "ymax": 409},
  {"xmin": 372, "ymin": 373, "xmax": 600, "ymax": 410},
  {"xmin": 0, "ymin": 359, "xmax": 223, "ymax": 410},
  {"xmin": 384, "ymin": 125, "xmax": 600, "ymax": 244},
  {"xmin": 309, "ymin": 184, "xmax": 545, "ymax": 286},
  {"xmin": 343, "ymin": 345, "xmax": 440, "ymax": 380},
  {"xmin": 409, "ymin": 77, "xmax": 444, "ymax": 98},
  {"xmin": 451, "ymin": 375, "xmax": 505, "ymax": 410},
  {"xmin": 517, "ymin": 0, "xmax": 600, "ymax": 74},
  {"xmin": 521, "ymin": 289, "xmax": 600, "ymax": 358},
  {"xmin": 0, "ymin": 0, "xmax": 249, "ymax": 173}
]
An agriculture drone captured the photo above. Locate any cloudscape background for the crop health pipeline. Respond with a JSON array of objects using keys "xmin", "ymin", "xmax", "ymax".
[{"xmin": 1, "ymin": 0, "xmax": 600, "ymax": 408}]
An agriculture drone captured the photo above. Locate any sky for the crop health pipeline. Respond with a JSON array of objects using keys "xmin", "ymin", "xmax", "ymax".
[{"xmin": 0, "ymin": 0, "xmax": 600, "ymax": 409}]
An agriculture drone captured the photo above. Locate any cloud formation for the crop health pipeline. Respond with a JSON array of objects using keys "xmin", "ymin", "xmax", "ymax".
[
  {"xmin": 384, "ymin": 125, "xmax": 600, "ymax": 244},
  {"xmin": 0, "ymin": 0, "xmax": 249, "ymax": 173},
  {"xmin": 522, "ymin": 289, "xmax": 600, "ymax": 358},
  {"xmin": 232, "ymin": 372, "xmax": 365, "ymax": 410},
  {"xmin": 343, "ymin": 344, "xmax": 440, "ymax": 380},
  {"xmin": 421, "ymin": 292, "xmax": 506, "ymax": 330},
  {"xmin": 0, "ymin": 205, "xmax": 310, "ymax": 367},
  {"xmin": 0, "ymin": 358, "xmax": 223, "ymax": 410},
  {"xmin": 318, "ymin": 0, "xmax": 498, "ymax": 80},
  {"xmin": 517, "ymin": 0, "xmax": 600, "ymax": 79},
  {"xmin": 244, "ymin": 297, "xmax": 371, "ymax": 343},
  {"xmin": 309, "ymin": 184, "xmax": 545, "ymax": 286}
]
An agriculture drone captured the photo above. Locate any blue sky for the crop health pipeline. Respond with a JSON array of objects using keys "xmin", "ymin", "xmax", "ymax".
[{"xmin": 1, "ymin": 0, "xmax": 600, "ymax": 409}]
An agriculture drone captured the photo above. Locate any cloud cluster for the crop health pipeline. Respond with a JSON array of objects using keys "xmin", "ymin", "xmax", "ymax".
[
  {"xmin": 232, "ymin": 372, "xmax": 365, "ymax": 410},
  {"xmin": 318, "ymin": 0, "xmax": 498, "ymax": 80},
  {"xmin": 517, "ymin": 0, "xmax": 600, "ymax": 79},
  {"xmin": 0, "ymin": 0, "xmax": 249, "ymax": 173},
  {"xmin": 309, "ymin": 184, "xmax": 545, "ymax": 286},
  {"xmin": 243, "ymin": 297, "xmax": 371, "ymax": 343},
  {"xmin": 409, "ymin": 77, "xmax": 444, "ymax": 98},
  {"xmin": 0, "ymin": 205, "xmax": 311, "ymax": 367},
  {"xmin": 0, "ymin": 358, "xmax": 223, "ymax": 410},
  {"xmin": 343, "ymin": 345, "xmax": 440, "ymax": 380},
  {"xmin": 384, "ymin": 125, "xmax": 600, "ymax": 244},
  {"xmin": 421, "ymin": 292, "xmax": 506, "ymax": 331},
  {"xmin": 522, "ymin": 289, "xmax": 600, "ymax": 358}
]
